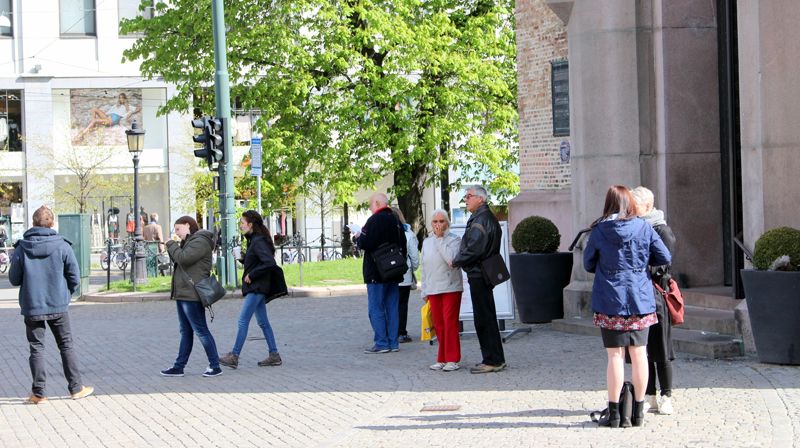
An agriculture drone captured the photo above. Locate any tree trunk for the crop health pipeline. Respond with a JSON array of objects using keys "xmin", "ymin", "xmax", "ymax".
[
  {"xmin": 440, "ymin": 144, "xmax": 450, "ymax": 215},
  {"xmin": 395, "ymin": 161, "xmax": 427, "ymax": 249}
]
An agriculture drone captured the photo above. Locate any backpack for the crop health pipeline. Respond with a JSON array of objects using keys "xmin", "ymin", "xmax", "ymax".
[{"xmin": 590, "ymin": 381, "xmax": 634, "ymax": 427}]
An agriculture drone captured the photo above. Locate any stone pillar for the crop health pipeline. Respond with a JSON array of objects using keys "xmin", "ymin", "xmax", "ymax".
[
  {"xmin": 546, "ymin": 1, "xmax": 725, "ymax": 319},
  {"xmin": 653, "ymin": 0, "xmax": 723, "ymax": 287},
  {"xmin": 738, "ymin": 1, "xmax": 800, "ymax": 251},
  {"xmin": 554, "ymin": 0, "xmax": 649, "ymax": 317}
]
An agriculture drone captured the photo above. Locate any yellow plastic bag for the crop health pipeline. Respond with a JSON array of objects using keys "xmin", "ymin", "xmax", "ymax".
[{"xmin": 420, "ymin": 301, "xmax": 436, "ymax": 341}]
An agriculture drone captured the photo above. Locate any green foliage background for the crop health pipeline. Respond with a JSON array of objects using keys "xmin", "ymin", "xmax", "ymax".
[{"xmin": 121, "ymin": 0, "xmax": 519, "ymax": 231}]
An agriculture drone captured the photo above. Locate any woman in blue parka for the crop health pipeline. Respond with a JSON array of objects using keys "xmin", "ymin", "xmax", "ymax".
[{"xmin": 584, "ymin": 185, "xmax": 671, "ymax": 428}]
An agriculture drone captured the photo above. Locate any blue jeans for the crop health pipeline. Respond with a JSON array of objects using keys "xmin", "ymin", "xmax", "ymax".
[
  {"xmin": 366, "ymin": 283, "xmax": 400, "ymax": 350},
  {"xmin": 174, "ymin": 300, "xmax": 220, "ymax": 369},
  {"xmin": 232, "ymin": 293, "xmax": 278, "ymax": 356}
]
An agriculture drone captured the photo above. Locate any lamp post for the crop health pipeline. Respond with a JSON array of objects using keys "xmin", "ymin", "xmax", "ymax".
[{"xmin": 126, "ymin": 121, "xmax": 147, "ymax": 290}]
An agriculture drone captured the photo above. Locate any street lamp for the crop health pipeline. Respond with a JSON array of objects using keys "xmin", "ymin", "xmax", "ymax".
[{"xmin": 126, "ymin": 120, "xmax": 147, "ymax": 290}]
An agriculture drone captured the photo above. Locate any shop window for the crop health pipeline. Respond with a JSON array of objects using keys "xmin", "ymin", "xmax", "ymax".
[
  {"xmin": 0, "ymin": 0, "xmax": 12, "ymax": 37},
  {"xmin": 60, "ymin": 0, "xmax": 96, "ymax": 36},
  {"xmin": 0, "ymin": 182, "xmax": 23, "ymax": 244},
  {"xmin": 0, "ymin": 90, "xmax": 23, "ymax": 152}
]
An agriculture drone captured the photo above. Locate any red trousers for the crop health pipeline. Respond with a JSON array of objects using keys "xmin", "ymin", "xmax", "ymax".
[{"xmin": 428, "ymin": 291, "xmax": 463, "ymax": 363}]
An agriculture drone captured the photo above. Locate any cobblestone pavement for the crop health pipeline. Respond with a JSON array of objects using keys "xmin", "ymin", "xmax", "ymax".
[{"xmin": 0, "ymin": 291, "xmax": 798, "ymax": 448}]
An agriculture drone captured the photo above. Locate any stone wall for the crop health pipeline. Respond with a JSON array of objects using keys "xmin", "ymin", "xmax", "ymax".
[{"xmin": 517, "ymin": 0, "xmax": 570, "ymax": 191}]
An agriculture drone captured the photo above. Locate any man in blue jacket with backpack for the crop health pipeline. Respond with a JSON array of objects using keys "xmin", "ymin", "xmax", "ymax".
[{"xmin": 10, "ymin": 206, "xmax": 94, "ymax": 404}]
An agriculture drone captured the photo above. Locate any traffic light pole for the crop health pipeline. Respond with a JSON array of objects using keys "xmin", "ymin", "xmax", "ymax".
[{"xmin": 211, "ymin": 0, "xmax": 236, "ymax": 286}]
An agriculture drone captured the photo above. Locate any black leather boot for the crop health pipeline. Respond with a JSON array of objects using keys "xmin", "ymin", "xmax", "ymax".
[
  {"xmin": 598, "ymin": 402, "xmax": 620, "ymax": 428},
  {"xmin": 632, "ymin": 400, "xmax": 645, "ymax": 427}
]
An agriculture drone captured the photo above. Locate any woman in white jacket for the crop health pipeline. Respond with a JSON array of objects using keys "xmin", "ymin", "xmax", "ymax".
[{"xmin": 421, "ymin": 209, "xmax": 463, "ymax": 371}]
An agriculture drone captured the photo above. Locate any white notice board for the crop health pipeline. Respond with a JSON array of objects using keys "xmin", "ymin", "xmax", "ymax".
[{"xmin": 449, "ymin": 221, "xmax": 515, "ymax": 321}]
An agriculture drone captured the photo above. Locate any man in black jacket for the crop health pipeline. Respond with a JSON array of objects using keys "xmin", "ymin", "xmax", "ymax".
[
  {"xmin": 452, "ymin": 186, "xmax": 506, "ymax": 373},
  {"xmin": 355, "ymin": 192, "xmax": 407, "ymax": 353}
]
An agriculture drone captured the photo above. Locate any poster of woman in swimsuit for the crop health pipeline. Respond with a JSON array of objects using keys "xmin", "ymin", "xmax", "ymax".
[{"xmin": 71, "ymin": 89, "xmax": 143, "ymax": 146}]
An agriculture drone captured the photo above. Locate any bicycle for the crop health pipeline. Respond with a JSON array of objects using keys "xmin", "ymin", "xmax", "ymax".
[
  {"xmin": 144, "ymin": 241, "xmax": 172, "ymax": 276},
  {"xmin": 0, "ymin": 247, "xmax": 10, "ymax": 274},
  {"xmin": 279, "ymin": 233, "xmax": 306, "ymax": 264},
  {"xmin": 100, "ymin": 239, "xmax": 131, "ymax": 271},
  {"xmin": 282, "ymin": 247, "xmax": 306, "ymax": 264},
  {"xmin": 316, "ymin": 237, "xmax": 342, "ymax": 261}
]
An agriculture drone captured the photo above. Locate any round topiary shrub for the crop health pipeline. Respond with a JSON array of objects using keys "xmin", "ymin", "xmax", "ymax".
[
  {"xmin": 512, "ymin": 216, "xmax": 561, "ymax": 254},
  {"xmin": 753, "ymin": 226, "xmax": 800, "ymax": 271}
]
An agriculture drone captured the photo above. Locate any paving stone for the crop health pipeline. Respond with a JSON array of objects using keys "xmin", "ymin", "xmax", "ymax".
[{"xmin": 0, "ymin": 292, "xmax": 797, "ymax": 447}]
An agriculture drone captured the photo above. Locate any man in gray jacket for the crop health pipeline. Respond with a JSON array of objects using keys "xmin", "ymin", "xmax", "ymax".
[
  {"xmin": 451, "ymin": 186, "xmax": 506, "ymax": 374},
  {"xmin": 10, "ymin": 206, "xmax": 94, "ymax": 404}
]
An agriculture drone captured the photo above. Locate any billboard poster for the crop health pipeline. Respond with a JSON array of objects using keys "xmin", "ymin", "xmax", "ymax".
[{"xmin": 70, "ymin": 89, "xmax": 143, "ymax": 146}]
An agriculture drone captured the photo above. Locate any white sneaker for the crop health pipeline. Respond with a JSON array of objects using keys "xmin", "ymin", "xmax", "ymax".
[
  {"xmin": 429, "ymin": 362, "xmax": 446, "ymax": 371},
  {"xmin": 644, "ymin": 394, "xmax": 658, "ymax": 413},
  {"xmin": 442, "ymin": 362, "xmax": 460, "ymax": 372},
  {"xmin": 658, "ymin": 395, "xmax": 674, "ymax": 415}
]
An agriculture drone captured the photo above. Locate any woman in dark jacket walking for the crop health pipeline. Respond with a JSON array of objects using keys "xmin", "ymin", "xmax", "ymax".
[
  {"xmin": 584, "ymin": 186, "xmax": 671, "ymax": 428},
  {"xmin": 219, "ymin": 210, "xmax": 282, "ymax": 368},
  {"xmin": 161, "ymin": 216, "xmax": 222, "ymax": 378},
  {"xmin": 632, "ymin": 186, "xmax": 677, "ymax": 415}
]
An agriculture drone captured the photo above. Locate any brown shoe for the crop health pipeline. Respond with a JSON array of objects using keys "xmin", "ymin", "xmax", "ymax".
[
  {"xmin": 25, "ymin": 395, "xmax": 48, "ymax": 405},
  {"xmin": 71, "ymin": 386, "xmax": 94, "ymax": 400},
  {"xmin": 469, "ymin": 363, "xmax": 507, "ymax": 374},
  {"xmin": 219, "ymin": 352, "xmax": 239, "ymax": 369},
  {"xmin": 258, "ymin": 352, "xmax": 282, "ymax": 367}
]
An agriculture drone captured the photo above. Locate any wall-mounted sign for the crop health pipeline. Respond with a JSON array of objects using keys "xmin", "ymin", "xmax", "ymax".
[
  {"xmin": 551, "ymin": 60, "xmax": 570, "ymax": 137},
  {"xmin": 559, "ymin": 140, "xmax": 571, "ymax": 163}
]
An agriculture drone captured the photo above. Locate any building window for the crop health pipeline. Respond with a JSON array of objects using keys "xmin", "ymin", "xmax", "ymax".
[
  {"xmin": 119, "ymin": 0, "xmax": 154, "ymax": 35},
  {"xmin": 0, "ymin": 0, "xmax": 12, "ymax": 37},
  {"xmin": 551, "ymin": 60, "xmax": 570, "ymax": 137},
  {"xmin": 60, "ymin": 0, "xmax": 96, "ymax": 36},
  {"xmin": 0, "ymin": 90, "xmax": 23, "ymax": 152}
]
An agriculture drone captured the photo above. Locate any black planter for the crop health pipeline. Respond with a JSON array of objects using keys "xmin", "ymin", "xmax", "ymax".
[
  {"xmin": 509, "ymin": 252, "xmax": 573, "ymax": 323},
  {"xmin": 741, "ymin": 269, "xmax": 800, "ymax": 365}
]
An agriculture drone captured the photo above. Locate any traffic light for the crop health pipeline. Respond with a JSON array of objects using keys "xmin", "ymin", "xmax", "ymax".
[{"xmin": 191, "ymin": 116, "xmax": 224, "ymax": 169}]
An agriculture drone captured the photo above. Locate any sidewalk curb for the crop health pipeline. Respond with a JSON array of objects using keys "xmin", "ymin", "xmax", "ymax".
[{"xmin": 80, "ymin": 284, "xmax": 368, "ymax": 303}]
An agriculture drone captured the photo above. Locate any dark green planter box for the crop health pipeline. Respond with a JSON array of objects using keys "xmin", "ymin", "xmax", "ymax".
[
  {"xmin": 510, "ymin": 252, "xmax": 573, "ymax": 323},
  {"xmin": 741, "ymin": 269, "xmax": 800, "ymax": 365}
]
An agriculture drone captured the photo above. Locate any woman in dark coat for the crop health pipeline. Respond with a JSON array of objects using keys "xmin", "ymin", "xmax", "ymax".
[
  {"xmin": 584, "ymin": 185, "xmax": 671, "ymax": 428},
  {"xmin": 219, "ymin": 210, "xmax": 282, "ymax": 369},
  {"xmin": 632, "ymin": 186, "xmax": 677, "ymax": 415},
  {"xmin": 161, "ymin": 216, "xmax": 221, "ymax": 377}
]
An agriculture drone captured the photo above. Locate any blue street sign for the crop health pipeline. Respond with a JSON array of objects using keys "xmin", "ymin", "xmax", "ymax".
[{"xmin": 251, "ymin": 137, "xmax": 262, "ymax": 177}]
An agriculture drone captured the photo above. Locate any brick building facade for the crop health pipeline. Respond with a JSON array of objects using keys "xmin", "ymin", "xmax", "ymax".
[
  {"xmin": 509, "ymin": 0, "xmax": 573, "ymax": 250},
  {"xmin": 517, "ymin": 0, "xmax": 570, "ymax": 191}
]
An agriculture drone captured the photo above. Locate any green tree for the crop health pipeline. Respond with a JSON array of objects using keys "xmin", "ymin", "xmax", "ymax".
[{"xmin": 122, "ymin": 0, "xmax": 517, "ymax": 238}]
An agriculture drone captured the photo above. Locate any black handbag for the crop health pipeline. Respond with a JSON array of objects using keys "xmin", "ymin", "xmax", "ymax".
[
  {"xmin": 372, "ymin": 242, "xmax": 408, "ymax": 281},
  {"xmin": 589, "ymin": 381, "xmax": 634, "ymax": 427},
  {"xmin": 481, "ymin": 253, "xmax": 510, "ymax": 287},
  {"xmin": 179, "ymin": 266, "xmax": 226, "ymax": 308}
]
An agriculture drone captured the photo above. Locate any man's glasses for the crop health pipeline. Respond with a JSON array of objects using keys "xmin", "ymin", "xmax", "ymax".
[{"xmin": 464, "ymin": 193, "xmax": 476, "ymax": 200}]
